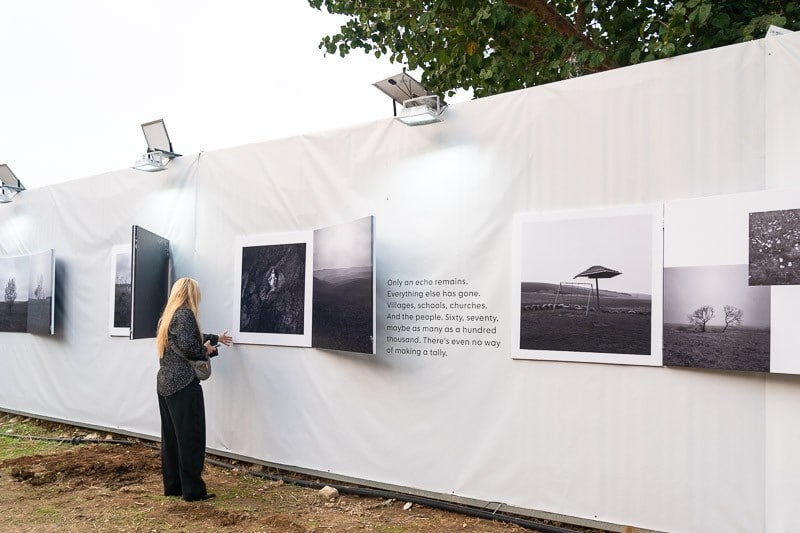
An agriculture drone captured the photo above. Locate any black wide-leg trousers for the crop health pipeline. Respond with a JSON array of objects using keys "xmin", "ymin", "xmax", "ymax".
[{"xmin": 158, "ymin": 379, "xmax": 208, "ymax": 500}]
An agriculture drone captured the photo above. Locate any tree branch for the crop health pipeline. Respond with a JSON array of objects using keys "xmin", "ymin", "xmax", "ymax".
[{"xmin": 504, "ymin": 0, "xmax": 617, "ymax": 69}]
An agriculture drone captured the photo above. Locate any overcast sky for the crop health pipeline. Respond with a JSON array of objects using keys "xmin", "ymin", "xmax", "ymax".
[
  {"xmin": 0, "ymin": 256, "xmax": 30, "ymax": 302},
  {"xmin": 519, "ymin": 213, "xmax": 654, "ymax": 295},
  {"xmin": 1, "ymin": 1, "xmax": 468, "ymax": 190},
  {"xmin": 664, "ymin": 264, "xmax": 771, "ymax": 327},
  {"xmin": 313, "ymin": 216, "xmax": 372, "ymax": 270},
  {"xmin": 27, "ymin": 250, "xmax": 53, "ymax": 298}
]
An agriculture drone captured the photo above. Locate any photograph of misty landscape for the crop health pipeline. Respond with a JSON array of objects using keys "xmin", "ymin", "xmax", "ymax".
[
  {"xmin": 518, "ymin": 212, "xmax": 654, "ymax": 358},
  {"xmin": 749, "ymin": 207, "xmax": 800, "ymax": 286},
  {"xmin": 312, "ymin": 216, "xmax": 374, "ymax": 354},
  {"xmin": 0, "ymin": 255, "xmax": 30, "ymax": 333},
  {"xmin": 664, "ymin": 264, "xmax": 770, "ymax": 372},
  {"xmin": 26, "ymin": 250, "xmax": 54, "ymax": 335},
  {"xmin": 240, "ymin": 242, "xmax": 308, "ymax": 335},
  {"xmin": 112, "ymin": 248, "xmax": 131, "ymax": 333}
]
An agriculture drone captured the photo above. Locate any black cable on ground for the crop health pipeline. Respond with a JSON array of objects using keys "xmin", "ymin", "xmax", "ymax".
[
  {"xmin": 2, "ymin": 432, "xmax": 592, "ymax": 533},
  {"xmin": 1, "ymin": 433, "xmax": 138, "ymax": 446}
]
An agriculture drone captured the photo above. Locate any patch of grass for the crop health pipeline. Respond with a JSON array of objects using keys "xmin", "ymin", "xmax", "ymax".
[
  {"xmin": 34, "ymin": 506, "xmax": 59, "ymax": 516},
  {"xmin": 663, "ymin": 324, "xmax": 770, "ymax": 371},
  {"xmin": 520, "ymin": 308, "xmax": 651, "ymax": 355},
  {"xmin": 0, "ymin": 416, "xmax": 72, "ymax": 460},
  {"xmin": 2, "ymin": 417, "xmax": 51, "ymax": 436},
  {"xmin": 0, "ymin": 436, "xmax": 65, "ymax": 460},
  {"xmin": 376, "ymin": 525, "xmax": 411, "ymax": 533},
  {"xmin": 213, "ymin": 470, "xmax": 312, "ymax": 513},
  {"xmin": 215, "ymin": 478, "xmax": 261, "ymax": 500}
]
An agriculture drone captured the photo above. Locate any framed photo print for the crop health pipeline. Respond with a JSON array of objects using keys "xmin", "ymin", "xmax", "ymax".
[
  {"xmin": 511, "ymin": 204, "xmax": 663, "ymax": 366},
  {"xmin": 234, "ymin": 231, "xmax": 314, "ymax": 347}
]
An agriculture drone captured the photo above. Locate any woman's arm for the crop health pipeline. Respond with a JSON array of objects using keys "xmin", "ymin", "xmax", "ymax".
[
  {"xmin": 170, "ymin": 308, "xmax": 207, "ymax": 360},
  {"xmin": 202, "ymin": 330, "xmax": 232, "ymax": 358},
  {"xmin": 202, "ymin": 330, "xmax": 232, "ymax": 346}
]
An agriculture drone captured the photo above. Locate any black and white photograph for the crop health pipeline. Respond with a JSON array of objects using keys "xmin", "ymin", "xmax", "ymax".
[
  {"xmin": 26, "ymin": 249, "xmax": 55, "ymax": 335},
  {"xmin": 749, "ymin": 207, "xmax": 800, "ymax": 286},
  {"xmin": 512, "ymin": 206, "xmax": 663, "ymax": 365},
  {"xmin": 0, "ymin": 255, "xmax": 30, "ymax": 333},
  {"xmin": 108, "ymin": 244, "xmax": 131, "ymax": 337},
  {"xmin": 234, "ymin": 231, "xmax": 314, "ymax": 346},
  {"xmin": 665, "ymin": 189, "xmax": 800, "ymax": 375},
  {"xmin": 312, "ymin": 216, "xmax": 375, "ymax": 354},
  {"xmin": 664, "ymin": 264, "xmax": 770, "ymax": 372}
]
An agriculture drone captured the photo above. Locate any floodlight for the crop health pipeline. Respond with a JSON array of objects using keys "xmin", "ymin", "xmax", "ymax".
[
  {"xmin": 132, "ymin": 151, "xmax": 171, "ymax": 172},
  {"xmin": 396, "ymin": 95, "xmax": 443, "ymax": 126},
  {"xmin": 373, "ymin": 72, "xmax": 446, "ymax": 126},
  {"xmin": 0, "ymin": 164, "xmax": 25, "ymax": 203},
  {"xmin": 132, "ymin": 119, "xmax": 181, "ymax": 172}
]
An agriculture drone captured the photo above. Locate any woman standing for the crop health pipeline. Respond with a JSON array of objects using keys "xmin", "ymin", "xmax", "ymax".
[{"xmin": 155, "ymin": 277, "xmax": 232, "ymax": 501}]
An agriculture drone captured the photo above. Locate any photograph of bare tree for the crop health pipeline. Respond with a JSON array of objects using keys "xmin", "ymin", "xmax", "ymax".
[
  {"xmin": 234, "ymin": 231, "xmax": 313, "ymax": 346},
  {"xmin": 26, "ymin": 249, "xmax": 55, "ymax": 335},
  {"xmin": 0, "ymin": 255, "xmax": 30, "ymax": 333},
  {"xmin": 664, "ymin": 264, "xmax": 770, "ymax": 372},
  {"xmin": 312, "ymin": 216, "xmax": 375, "ymax": 354},
  {"xmin": 749, "ymin": 207, "xmax": 800, "ymax": 286},
  {"xmin": 512, "ymin": 205, "xmax": 663, "ymax": 365},
  {"xmin": 665, "ymin": 189, "xmax": 800, "ymax": 375},
  {"xmin": 108, "ymin": 244, "xmax": 131, "ymax": 337}
]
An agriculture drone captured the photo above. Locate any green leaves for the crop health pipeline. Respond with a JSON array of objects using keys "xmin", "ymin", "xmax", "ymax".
[
  {"xmin": 689, "ymin": 3, "xmax": 713, "ymax": 25},
  {"xmin": 307, "ymin": 0, "xmax": 800, "ymax": 98}
]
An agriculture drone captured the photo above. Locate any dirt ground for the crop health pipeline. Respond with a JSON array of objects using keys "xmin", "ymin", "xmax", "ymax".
[{"xmin": 0, "ymin": 416, "xmax": 609, "ymax": 533}]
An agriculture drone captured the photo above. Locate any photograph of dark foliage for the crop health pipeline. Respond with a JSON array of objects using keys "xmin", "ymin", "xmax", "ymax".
[
  {"xmin": 749, "ymin": 207, "xmax": 800, "ymax": 286},
  {"xmin": 664, "ymin": 264, "xmax": 770, "ymax": 372},
  {"xmin": 312, "ymin": 216, "xmax": 375, "ymax": 354},
  {"xmin": 240, "ymin": 242, "xmax": 308, "ymax": 336}
]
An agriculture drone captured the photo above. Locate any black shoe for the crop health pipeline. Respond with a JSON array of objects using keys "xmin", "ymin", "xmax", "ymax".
[{"xmin": 183, "ymin": 493, "xmax": 215, "ymax": 502}]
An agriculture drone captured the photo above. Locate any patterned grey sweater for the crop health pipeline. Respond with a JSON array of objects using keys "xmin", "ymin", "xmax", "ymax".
[{"xmin": 156, "ymin": 307, "xmax": 219, "ymax": 397}]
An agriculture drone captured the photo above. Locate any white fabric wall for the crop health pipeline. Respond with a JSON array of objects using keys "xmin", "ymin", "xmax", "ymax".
[
  {"xmin": 1, "ymin": 31, "xmax": 798, "ymax": 532},
  {"xmin": 763, "ymin": 32, "xmax": 800, "ymax": 533}
]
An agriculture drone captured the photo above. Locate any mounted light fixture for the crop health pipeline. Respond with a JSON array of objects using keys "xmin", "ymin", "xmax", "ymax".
[
  {"xmin": 0, "ymin": 164, "xmax": 25, "ymax": 203},
  {"xmin": 396, "ymin": 95, "xmax": 443, "ymax": 126},
  {"xmin": 132, "ymin": 151, "xmax": 170, "ymax": 172},
  {"xmin": 373, "ymin": 72, "xmax": 447, "ymax": 126},
  {"xmin": 131, "ymin": 119, "xmax": 181, "ymax": 172}
]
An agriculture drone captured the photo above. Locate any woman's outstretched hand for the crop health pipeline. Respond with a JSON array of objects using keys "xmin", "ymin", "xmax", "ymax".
[{"xmin": 218, "ymin": 330, "xmax": 233, "ymax": 346}]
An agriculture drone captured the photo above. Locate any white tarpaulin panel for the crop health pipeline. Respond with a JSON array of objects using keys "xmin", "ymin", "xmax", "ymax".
[
  {"xmin": 764, "ymin": 30, "xmax": 800, "ymax": 533},
  {"xmin": 1, "ymin": 32, "xmax": 799, "ymax": 532}
]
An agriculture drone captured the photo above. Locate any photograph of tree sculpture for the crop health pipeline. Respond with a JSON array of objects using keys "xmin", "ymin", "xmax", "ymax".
[
  {"xmin": 0, "ymin": 255, "xmax": 30, "ymax": 333},
  {"xmin": 518, "ymin": 212, "xmax": 654, "ymax": 359},
  {"xmin": 312, "ymin": 216, "xmax": 375, "ymax": 354},
  {"xmin": 664, "ymin": 264, "xmax": 770, "ymax": 372},
  {"xmin": 237, "ymin": 237, "xmax": 311, "ymax": 346},
  {"xmin": 109, "ymin": 245, "xmax": 131, "ymax": 336},
  {"xmin": 749, "ymin": 207, "xmax": 800, "ymax": 286},
  {"xmin": 26, "ymin": 249, "xmax": 54, "ymax": 335}
]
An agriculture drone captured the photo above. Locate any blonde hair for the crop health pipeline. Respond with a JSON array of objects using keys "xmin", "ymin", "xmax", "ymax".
[{"xmin": 156, "ymin": 277, "xmax": 202, "ymax": 357}]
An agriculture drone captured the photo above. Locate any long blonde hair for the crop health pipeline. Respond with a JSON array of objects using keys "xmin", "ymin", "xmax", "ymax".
[{"xmin": 156, "ymin": 277, "xmax": 202, "ymax": 357}]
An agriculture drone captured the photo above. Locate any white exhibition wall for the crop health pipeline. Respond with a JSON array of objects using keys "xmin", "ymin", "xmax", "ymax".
[{"xmin": 1, "ymin": 31, "xmax": 799, "ymax": 533}]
